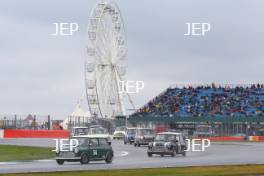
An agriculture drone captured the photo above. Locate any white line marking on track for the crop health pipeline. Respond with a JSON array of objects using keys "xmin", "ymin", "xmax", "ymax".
[
  {"xmin": 35, "ymin": 159, "xmax": 54, "ymax": 162},
  {"xmin": 117, "ymin": 151, "xmax": 129, "ymax": 157},
  {"xmin": 0, "ymin": 159, "xmax": 55, "ymax": 165},
  {"xmin": 0, "ymin": 162, "xmax": 18, "ymax": 165},
  {"xmin": 0, "ymin": 151, "xmax": 129, "ymax": 165}
]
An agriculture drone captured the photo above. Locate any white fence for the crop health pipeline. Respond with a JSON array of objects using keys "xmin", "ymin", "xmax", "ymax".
[{"xmin": 0, "ymin": 129, "xmax": 4, "ymax": 139}]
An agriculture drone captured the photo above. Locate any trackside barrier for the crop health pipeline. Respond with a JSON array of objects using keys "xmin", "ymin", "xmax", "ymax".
[
  {"xmin": 196, "ymin": 136, "xmax": 245, "ymax": 141},
  {"xmin": 0, "ymin": 129, "xmax": 4, "ymax": 139},
  {"xmin": 249, "ymin": 136, "xmax": 264, "ymax": 141},
  {"xmin": 259, "ymin": 136, "xmax": 264, "ymax": 141},
  {"xmin": 249, "ymin": 136, "xmax": 258, "ymax": 141},
  {"xmin": 3, "ymin": 130, "xmax": 70, "ymax": 138},
  {"xmin": 198, "ymin": 136, "xmax": 264, "ymax": 141}
]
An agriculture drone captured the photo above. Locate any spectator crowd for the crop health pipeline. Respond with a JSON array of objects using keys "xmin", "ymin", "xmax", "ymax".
[{"xmin": 132, "ymin": 84, "xmax": 264, "ymax": 118}]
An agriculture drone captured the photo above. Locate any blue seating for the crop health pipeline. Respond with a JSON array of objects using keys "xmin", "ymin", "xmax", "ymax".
[{"xmin": 132, "ymin": 84, "xmax": 264, "ymax": 117}]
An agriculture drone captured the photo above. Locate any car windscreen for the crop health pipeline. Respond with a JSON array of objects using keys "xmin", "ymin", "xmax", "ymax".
[
  {"xmin": 127, "ymin": 129, "xmax": 136, "ymax": 135},
  {"xmin": 139, "ymin": 129, "xmax": 154, "ymax": 135},
  {"xmin": 73, "ymin": 128, "xmax": 88, "ymax": 135},
  {"xmin": 116, "ymin": 126, "xmax": 126, "ymax": 131},
  {"xmin": 155, "ymin": 134, "xmax": 176, "ymax": 141},
  {"xmin": 89, "ymin": 127, "xmax": 107, "ymax": 134},
  {"xmin": 71, "ymin": 137, "xmax": 88, "ymax": 146}
]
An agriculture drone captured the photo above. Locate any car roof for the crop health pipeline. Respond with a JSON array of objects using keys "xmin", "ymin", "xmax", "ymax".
[
  {"xmin": 72, "ymin": 134, "xmax": 109, "ymax": 138},
  {"xmin": 157, "ymin": 132, "xmax": 182, "ymax": 135},
  {"xmin": 137, "ymin": 128, "xmax": 153, "ymax": 130},
  {"xmin": 72, "ymin": 127, "xmax": 88, "ymax": 129},
  {"xmin": 115, "ymin": 126, "xmax": 126, "ymax": 129},
  {"xmin": 89, "ymin": 125, "xmax": 103, "ymax": 128}
]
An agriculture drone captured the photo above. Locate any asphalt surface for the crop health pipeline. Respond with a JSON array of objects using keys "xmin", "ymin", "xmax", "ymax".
[{"xmin": 0, "ymin": 138, "xmax": 264, "ymax": 174}]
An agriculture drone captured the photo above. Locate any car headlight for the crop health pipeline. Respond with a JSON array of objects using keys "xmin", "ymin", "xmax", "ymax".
[
  {"xmin": 107, "ymin": 137, "xmax": 111, "ymax": 141},
  {"xmin": 148, "ymin": 142, "xmax": 153, "ymax": 149},
  {"xmin": 165, "ymin": 142, "xmax": 172, "ymax": 149},
  {"xmin": 73, "ymin": 148, "xmax": 79, "ymax": 153}
]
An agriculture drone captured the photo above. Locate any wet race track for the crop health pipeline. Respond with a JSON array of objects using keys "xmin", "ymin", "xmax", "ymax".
[{"xmin": 0, "ymin": 138, "xmax": 264, "ymax": 174}]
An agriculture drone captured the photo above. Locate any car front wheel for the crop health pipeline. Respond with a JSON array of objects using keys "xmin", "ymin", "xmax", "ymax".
[
  {"xmin": 105, "ymin": 152, "xmax": 113, "ymax": 164},
  {"xmin": 80, "ymin": 154, "xmax": 89, "ymax": 164},
  {"xmin": 147, "ymin": 152, "xmax": 152, "ymax": 157},
  {"xmin": 171, "ymin": 149, "xmax": 176, "ymax": 157},
  {"xmin": 56, "ymin": 159, "xmax": 64, "ymax": 165}
]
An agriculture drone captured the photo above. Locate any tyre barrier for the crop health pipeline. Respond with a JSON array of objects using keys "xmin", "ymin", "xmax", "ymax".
[{"xmin": 2, "ymin": 130, "xmax": 70, "ymax": 138}]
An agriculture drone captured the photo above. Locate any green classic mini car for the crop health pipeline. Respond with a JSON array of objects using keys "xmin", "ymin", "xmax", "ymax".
[
  {"xmin": 147, "ymin": 132, "xmax": 187, "ymax": 157},
  {"xmin": 56, "ymin": 136, "xmax": 114, "ymax": 165}
]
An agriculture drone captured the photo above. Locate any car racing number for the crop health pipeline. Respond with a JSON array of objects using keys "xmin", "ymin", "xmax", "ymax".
[{"xmin": 93, "ymin": 149, "xmax": 97, "ymax": 156}]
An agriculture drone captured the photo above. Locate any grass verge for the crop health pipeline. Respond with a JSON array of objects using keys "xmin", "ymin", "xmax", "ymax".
[
  {"xmin": 0, "ymin": 145, "xmax": 54, "ymax": 162},
  {"xmin": 2, "ymin": 164, "xmax": 264, "ymax": 176}
]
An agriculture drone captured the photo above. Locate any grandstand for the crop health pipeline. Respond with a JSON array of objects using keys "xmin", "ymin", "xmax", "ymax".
[
  {"xmin": 129, "ymin": 83, "xmax": 264, "ymax": 137},
  {"xmin": 132, "ymin": 83, "xmax": 264, "ymax": 118}
]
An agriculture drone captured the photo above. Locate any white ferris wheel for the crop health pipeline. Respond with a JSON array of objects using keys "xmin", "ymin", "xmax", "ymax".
[{"xmin": 85, "ymin": 1, "xmax": 127, "ymax": 120}]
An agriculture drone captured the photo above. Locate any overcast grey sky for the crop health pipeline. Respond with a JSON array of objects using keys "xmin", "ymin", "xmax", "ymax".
[{"xmin": 0, "ymin": 0, "xmax": 263, "ymax": 119}]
